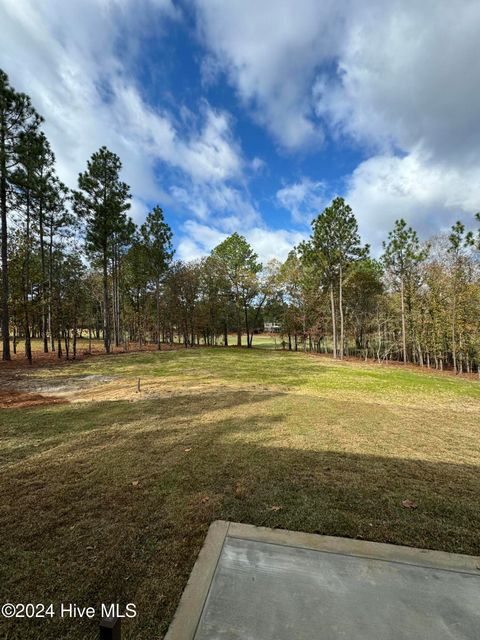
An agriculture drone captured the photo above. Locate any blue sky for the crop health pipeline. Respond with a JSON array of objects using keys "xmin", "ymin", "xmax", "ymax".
[{"xmin": 1, "ymin": 0, "xmax": 480, "ymax": 262}]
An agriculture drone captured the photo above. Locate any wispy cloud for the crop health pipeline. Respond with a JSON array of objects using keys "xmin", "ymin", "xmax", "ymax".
[
  {"xmin": 0, "ymin": 0, "xmax": 246, "ymax": 215},
  {"xmin": 276, "ymin": 178, "xmax": 328, "ymax": 224}
]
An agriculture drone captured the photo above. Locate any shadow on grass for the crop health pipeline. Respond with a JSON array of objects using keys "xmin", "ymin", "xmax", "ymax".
[
  {"xmin": 0, "ymin": 404, "xmax": 479, "ymax": 639},
  {"xmin": 0, "ymin": 388, "xmax": 282, "ymax": 468}
]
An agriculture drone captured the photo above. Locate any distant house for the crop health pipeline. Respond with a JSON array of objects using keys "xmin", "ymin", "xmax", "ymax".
[{"xmin": 264, "ymin": 321, "xmax": 281, "ymax": 333}]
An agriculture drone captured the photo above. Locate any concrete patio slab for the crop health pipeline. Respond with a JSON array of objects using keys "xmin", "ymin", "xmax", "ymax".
[{"xmin": 165, "ymin": 521, "xmax": 480, "ymax": 640}]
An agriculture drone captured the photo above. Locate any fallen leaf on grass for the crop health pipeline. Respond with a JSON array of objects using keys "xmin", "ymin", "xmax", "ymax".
[
  {"xmin": 268, "ymin": 505, "xmax": 283, "ymax": 512},
  {"xmin": 131, "ymin": 480, "xmax": 140, "ymax": 487},
  {"xmin": 234, "ymin": 482, "xmax": 247, "ymax": 498},
  {"xmin": 401, "ymin": 499, "xmax": 418, "ymax": 509},
  {"xmin": 200, "ymin": 496, "xmax": 209, "ymax": 504},
  {"xmin": 184, "ymin": 448, "xmax": 192, "ymax": 452}
]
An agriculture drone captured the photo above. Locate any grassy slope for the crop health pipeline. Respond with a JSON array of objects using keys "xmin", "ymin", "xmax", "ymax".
[{"xmin": 0, "ymin": 347, "xmax": 479, "ymax": 639}]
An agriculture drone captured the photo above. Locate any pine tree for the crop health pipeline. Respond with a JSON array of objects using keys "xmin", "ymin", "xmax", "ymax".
[
  {"xmin": 12, "ymin": 130, "xmax": 45, "ymax": 363},
  {"xmin": 74, "ymin": 147, "xmax": 131, "ymax": 354},
  {"xmin": 32, "ymin": 133, "xmax": 56, "ymax": 353},
  {"xmin": 309, "ymin": 197, "xmax": 367, "ymax": 358},
  {"xmin": 211, "ymin": 233, "xmax": 261, "ymax": 347},
  {"xmin": 382, "ymin": 219, "xmax": 429, "ymax": 364},
  {"xmin": 0, "ymin": 69, "xmax": 41, "ymax": 360},
  {"xmin": 46, "ymin": 177, "xmax": 71, "ymax": 353},
  {"xmin": 139, "ymin": 206, "xmax": 173, "ymax": 349}
]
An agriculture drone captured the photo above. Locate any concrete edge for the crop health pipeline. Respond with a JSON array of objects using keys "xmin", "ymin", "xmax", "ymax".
[
  {"xmin": 164, "ymin": 520, "xmax": 230, "ymax": 640},
  {"xmin": 227, "ymin": 522, "xmax": 480, "ymax": 574}
]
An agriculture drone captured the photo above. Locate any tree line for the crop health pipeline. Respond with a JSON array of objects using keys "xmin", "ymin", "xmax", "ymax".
[{"xmin": 1, "ymin": 69, "xmax": 480, "ymax": 373}]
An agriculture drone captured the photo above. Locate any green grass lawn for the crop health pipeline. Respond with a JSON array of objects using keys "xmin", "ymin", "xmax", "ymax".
[{"xmin": 1, "ymin": 347, "xmax": 479, "ymax": 639}]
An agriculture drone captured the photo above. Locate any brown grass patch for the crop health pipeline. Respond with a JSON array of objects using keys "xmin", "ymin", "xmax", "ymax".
[{"xmin": 0, "ymin": 390, "xmax": 69, "ymax": 409}]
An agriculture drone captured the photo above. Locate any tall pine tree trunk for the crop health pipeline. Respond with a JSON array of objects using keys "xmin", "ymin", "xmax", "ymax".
[
  {"xmin": 339, "ymin": 265, "xmax": 344, "ymax": 359},
  {"xmin": 156, "ymin": 278, "xmax": 161, "ymax": 350},
  {"xmin": 303, "ymin": 311, "xmax": 307, "ymax": 353},
  {"xmin": 111, "ymin": 245, "xmax": 120, "ymax": 348},
  {"xmin": 224, "ymin": 315, "xmax": 228, "ymax": 347},
  {"xmin": 244, "ymin": 303, "xmax": 251, "ymax": 348},
  {"xmin": 236, "ymin": 300, "xmax": 242, "ymax": 346},
  {"xmin": 102, "ymin": 251, "xmax": 110, "ymax": 354},
  {"xmin": 114, "ymin": 246, "xmax": 121, "ymax": 348},
  {"xmin": 0, "ymin": 124, "xmax": 10, "ymax": 361},
  {"xmin": 48, "ymin": 220, "xmax": 55, "ymax": 351},
  {"xmin": 39, "ymin": 202, "xmax": 48, "ymax": 352},
  {"xmin": 23, "ymin": 191, "xmax": 32, "ymax": 364},
  {"xmin": 451, "ymin": 284, "xmax": 457, "ymax": 373},
  {"xmin": 400, "ymin": 277, "xmax": 407, "ymax": 364},
  {"xmin": 73, "ymin": 324, "xmax": 77, "ymax": 359},
  {"xmin": 330, "ymin": 282, "xmax": 337, "ymax": 359}
]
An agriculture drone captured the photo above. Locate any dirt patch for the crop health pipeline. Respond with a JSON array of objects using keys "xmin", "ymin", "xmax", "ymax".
[
  {"xmin": 0, "ymin": 390, "xmax": 69, "ymax": 409},
  {"xmin": 0, "ymin": 374, "xmax": 115, "ymax": 395},
  {"xmin": 0, "ymin": 373, "xmax": 168, "ymax": 405},
  {"xmin": 69, "ymin": 377, "xmax": 174, "ymax": 403},
  {"xmin": 21, "ymin": 375, "xmax": 114, "ymax": 395}
]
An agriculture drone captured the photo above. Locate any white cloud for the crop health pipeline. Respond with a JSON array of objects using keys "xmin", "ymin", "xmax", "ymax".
[
  {"xmin": 345, "ymin": 148, "xmax": 480, "ymax": 250},
  {"xmin": 176, "ymin": 237, "xmax": 206, "ymax": 262},
  {"xmin": 5, "ymin": 0, "xmax": 480, "ymax": 259},
  {"xmin": 177, "ymin": 219, "xmax": 306, "ymax": 264},
  {"xmin": 170, "ymin": 182, "xmax": 260, "ymax": 229},
  {"xmin": 0, "ymin": 0, "xmax": 244, "ymax": 208},
  {"xmin": 276, "ymin": 178, "xmax": 327, "ymax": 224},
  {"xmin": 128, "ymin": 197, "xmax": 151, "ymax": 225},
  {"xmin": 315, "ymin": 1, "xmax": 480, "ymax": 165},
  {"xmin": 316, "ymin": 1, "xmax": 480, "ymax": 245},
  {"xmin": 196, "ymin": 0, "xmax": 480, "ymax": 164},
  {"xmin": 177, "ymin": 220, "xmax": 227, "ymax": 261},
  {"xmin": 195, "ymin": 0, "xmax": 480, "ymax": 245},
  {"xmin": 194, "ymin": 0, "xmax": 345, "ymax": 150},
  {"xmin": 247, "ymin": 227, "xmax": 307, "ymax": 263},
  {"xmin": 112, "ymin": 85, "xmax": 243, "ymax": 183},
  {"xmin": 250, "ymin": 157, "xmax": 265, "ymax": 173}
]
